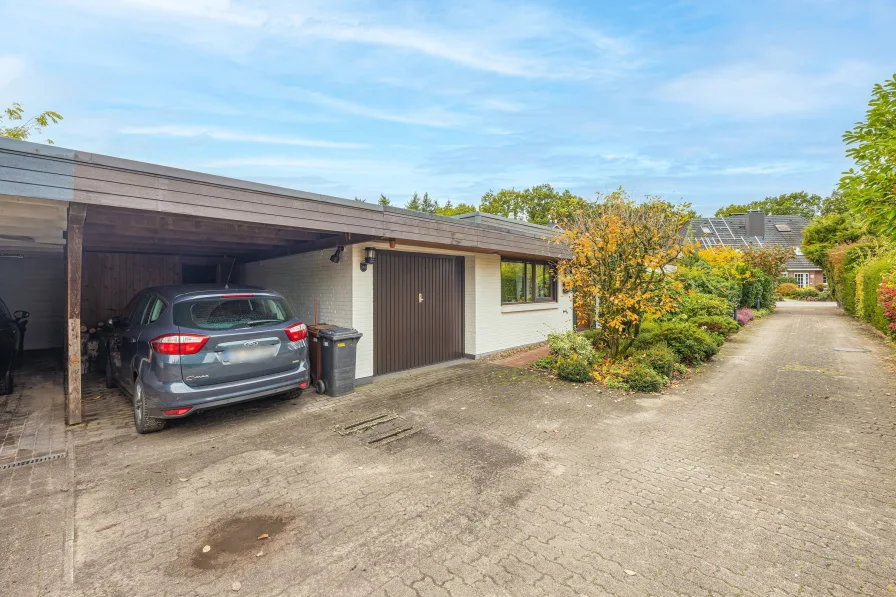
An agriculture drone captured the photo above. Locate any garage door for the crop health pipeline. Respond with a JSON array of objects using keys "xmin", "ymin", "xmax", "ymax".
[
  {"xmin": 374, "ymin": 251, "xmax": 464, "ymax": 375},
  {"xmin": 0, "ymin": 256, "xmax": 65, "ymax": 350}
]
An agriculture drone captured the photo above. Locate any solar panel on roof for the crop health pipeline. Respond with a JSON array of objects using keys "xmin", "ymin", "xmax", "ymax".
[{"xmin": 775, "ymin": 224, "xmax": 791, "ymax": 232}]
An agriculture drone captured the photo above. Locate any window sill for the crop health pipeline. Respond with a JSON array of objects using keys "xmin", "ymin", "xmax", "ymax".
[{"xmin": 501, "ymin": 302, "xmax": 559, "ymax": 313}]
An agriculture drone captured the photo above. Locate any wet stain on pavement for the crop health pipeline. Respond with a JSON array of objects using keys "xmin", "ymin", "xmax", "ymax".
[{"xmin": 191, "ymin": 515, "xmax": 288, "ymax": 570}]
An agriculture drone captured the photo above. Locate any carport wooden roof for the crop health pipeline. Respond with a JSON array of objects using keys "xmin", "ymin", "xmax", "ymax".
[{"xmin": 0, "ymin": 138, "xmax": 569, "ymax": 261}]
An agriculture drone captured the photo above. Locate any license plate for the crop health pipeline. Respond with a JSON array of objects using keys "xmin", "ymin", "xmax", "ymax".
[{"xmin": 221, "ymin": 345, "xmax": 277, "ymax": 364}]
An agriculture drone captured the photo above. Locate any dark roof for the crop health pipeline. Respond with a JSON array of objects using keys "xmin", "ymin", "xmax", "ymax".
[
  {"xmin": 684, "ymin": 214, "xmax": 821, "ymax": 270},
  {"xmin": 785, "ymin": 255, "xmax": 819, "ymax": 270}
]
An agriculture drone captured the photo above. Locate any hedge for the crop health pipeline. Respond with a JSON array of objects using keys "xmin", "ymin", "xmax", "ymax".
[
  {"xmin": 829, "ymin": 241, "xmax": 879, "ymax": 315},
  {"xmin": 857, "ymin": 256, "xmax": 896, "ymax": 335}
]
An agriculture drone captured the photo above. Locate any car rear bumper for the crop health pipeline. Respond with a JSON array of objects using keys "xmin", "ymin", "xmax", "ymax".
[{"xmin": 141, "ymin": 364, "xmax": 309, "ymax": 418}]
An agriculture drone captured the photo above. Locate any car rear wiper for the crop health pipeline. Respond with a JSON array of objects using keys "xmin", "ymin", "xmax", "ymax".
[{"xmin": 244, "ymin": 319, "xmax": 282, "ymax": 327}]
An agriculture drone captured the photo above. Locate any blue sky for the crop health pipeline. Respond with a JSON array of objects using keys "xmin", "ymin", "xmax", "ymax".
[{"xmin": 2, "ymin": 0, "xmax": 893, "ymax": 215}]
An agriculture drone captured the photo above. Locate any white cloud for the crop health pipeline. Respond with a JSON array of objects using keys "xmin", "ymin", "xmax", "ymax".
[
  {"xmin": 0, "ymin": 55, "xmax": 27, "ymax": 90},
  {"xmin": 68, "ymin": 0, "xmax": 267, "ymax": 26},
  {"xmin": 475, "ymin": 98, "xmax": 527, "ymax": 113},
  {"xmin": 119, "ymin": 125, "xmax": 366, "ymax": 149},
  {"xmin": 661, "ymin": 61, "xmax": 875, "ymax": 117},
  {"xmin": 64, "ymin": 0, "xmax": 631, "ymax": 80},
  {"xmin": 288, "ymin": 88, "xmax": 471, "ymax": 128},
  {"xmin": 290, "ymin": 17, "xmax": 590, "ymax": 80},
  {"xmin": 668, "ymin": 161, "xmax": 821, "ymax": 178}
]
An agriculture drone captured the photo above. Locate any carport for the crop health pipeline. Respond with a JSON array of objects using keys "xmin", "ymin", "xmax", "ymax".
[{"xmin": 1, "ymin": 138, "xmax": 569, "ymax": 428}]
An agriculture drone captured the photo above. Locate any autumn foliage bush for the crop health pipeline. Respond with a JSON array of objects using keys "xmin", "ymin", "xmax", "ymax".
[
  {"xmin": 878, "ymin": 268, "xmax": 896, "ymax": 334},
  {"xmin": 776, "ymin": 282, "xmax": 799, "ymax": 296}
]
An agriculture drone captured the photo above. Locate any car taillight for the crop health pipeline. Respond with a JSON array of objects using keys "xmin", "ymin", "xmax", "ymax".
[
  {"xmin": 163, "ymin": 407, "xmax": 192, "ymax": 416},
  {"xmin": 150, "ymin": 333, "xmax": 209, "ymax": 355},
  {"xmin": 285, "ymin": 322, "xmax": 307, "ymax": 342}
]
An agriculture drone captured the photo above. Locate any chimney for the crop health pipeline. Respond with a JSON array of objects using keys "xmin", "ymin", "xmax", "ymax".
[{"xmin": 745, "ymin": 210, "xmax": 765, "ymax": 238}]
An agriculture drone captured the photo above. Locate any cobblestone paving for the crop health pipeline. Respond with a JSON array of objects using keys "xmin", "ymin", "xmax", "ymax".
[
  {"xmin": 5, "ymin": 302, "xmax": 896, "ymax": 596},
  {"xmin": 0, "ymin": 352, "xmax": 69, "ymax": 597}
]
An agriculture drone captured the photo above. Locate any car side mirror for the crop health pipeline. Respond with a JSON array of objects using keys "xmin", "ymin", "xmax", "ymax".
[
  {"xmin": 108, "ymin": 316, "xmax": 127, "ymax": 328},
  {"xmin": 13, "ymin": 310, "xmax": 29, "ymax": 321}
]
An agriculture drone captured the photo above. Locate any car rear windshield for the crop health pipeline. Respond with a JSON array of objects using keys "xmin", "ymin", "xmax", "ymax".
[{"xmin": 173, "ymin": 296, "xmax": 293, "ymax": 330}]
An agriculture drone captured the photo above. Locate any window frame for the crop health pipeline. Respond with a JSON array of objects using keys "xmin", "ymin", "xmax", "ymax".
[
  {"xmin": 143, "ymin": 295, "xmax": 168, "ymax": 325},
  {"xmin": 500, "ymin": 258, "xmax": 558, "ymax": 305},
  {"xmin": 794, "ymin": 273, "xmax": 809, "ymax": 288}
]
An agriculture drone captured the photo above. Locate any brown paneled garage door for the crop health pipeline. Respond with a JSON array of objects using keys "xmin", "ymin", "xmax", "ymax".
[{"xmin": 374, "ymin": 251, "xmax": 465, "ymax": 375}]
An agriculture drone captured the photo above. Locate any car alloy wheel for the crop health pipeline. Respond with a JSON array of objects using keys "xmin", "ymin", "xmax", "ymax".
[{"xmin": 132, "ymin": 379, "xmax": 166, "ymax": 434}]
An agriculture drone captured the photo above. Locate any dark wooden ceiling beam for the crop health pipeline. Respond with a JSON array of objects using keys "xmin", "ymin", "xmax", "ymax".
[
  {"xmin": 82, "ymin": 235, "xmax": 287, "ymax": 254},
  {"xmin": 85, "ymin": 207, "xmax": 324, "ymax": 241},
  {"xmin": 82, "ymin": 222, "xmax": 305, "ymax": 248}
]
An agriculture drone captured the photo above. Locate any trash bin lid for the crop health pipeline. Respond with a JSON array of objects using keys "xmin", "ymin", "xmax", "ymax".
[
  {"xmin": 318, "ymin": 327, "xmax": 362, "ymax": 341},
  {"xmin": 307, "ymin": 323, "xmax": 338, "ymax": 337}
]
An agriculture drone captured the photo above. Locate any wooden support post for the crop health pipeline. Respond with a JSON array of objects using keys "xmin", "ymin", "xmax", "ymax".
[{"xmin": 65, "ymin": 204, "xmax": 88, "ymax": 425}]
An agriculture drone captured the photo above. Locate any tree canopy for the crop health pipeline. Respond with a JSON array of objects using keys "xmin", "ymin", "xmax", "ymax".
[
  {"xmin": 801, "ymin": 212, "xmax": 866, "ymax": 272},
  {"xmin": 839, "ymin": 75, "xmax": 896, "ymax": 240},
  {"xmin": 434, "ymin": 200, "xmax": 476, "ymax": 216},
  {"xmin": 480, "ymin": 184, "xmax": 585, "ymax": 225},
  {"xmin": 714, "ymin": 191, "xmax": 839, "ymax": 220},
  {"xmin": 1, "ymin": 102, "xmax": 63, "ymax": 144}
]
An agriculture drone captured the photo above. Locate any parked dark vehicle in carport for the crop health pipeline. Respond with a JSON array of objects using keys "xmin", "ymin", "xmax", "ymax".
[
  {"xmin": 105, "ymin": 285, "xmax": 310, "ymax": 433},
  {"xmin": 0, "ymin": 295, "xmax": 28, "ymax": 395}
]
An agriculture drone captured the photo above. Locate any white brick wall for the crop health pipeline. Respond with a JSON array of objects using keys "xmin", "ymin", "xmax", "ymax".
[
  {"xmin": 464, "ymin": 255, "xmax": 476, "ymax": 355},
  {"xmin": 241, "ymin": 249, "xmax": 354, "ymax": 329},
  {"xmin": 472, "ymin": 254, "xmax": 573, "ymax": 356},
  {"xmin": 351, "ymin": 245, "xmax": 375, "ymax": 380},
  {"xmin": 0, "ymin": 256, "xmax": 65, "ymax": 350}
]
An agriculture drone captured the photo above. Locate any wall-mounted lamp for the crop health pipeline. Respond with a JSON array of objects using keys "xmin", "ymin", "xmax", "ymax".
[
  {"xmin": 329, "ymin": 245, "xmax": 344, "ymax": 264},
  {"xmin": 359, "ymin": 246, "xmax": 376, "ymax": 272}
]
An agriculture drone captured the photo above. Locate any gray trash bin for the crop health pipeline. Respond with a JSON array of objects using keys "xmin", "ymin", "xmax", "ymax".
[{"xmin": 317, "ymin": 327, "xmax": 362, "ymax": 397}]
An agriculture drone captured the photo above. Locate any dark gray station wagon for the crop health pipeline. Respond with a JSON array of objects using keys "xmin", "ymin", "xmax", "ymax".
[{"xmin": 105, "ymin": 285, "xmax": 310, "ymax": 433}]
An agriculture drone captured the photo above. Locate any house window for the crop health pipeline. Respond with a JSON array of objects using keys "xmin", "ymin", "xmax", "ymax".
[
  {"xmin": 501, "ymin": 259, "xmax": 557, "ymax": 304},
  {"xmin": 794, "ymin": 273, "xmax": 809, "ymax": 288}
]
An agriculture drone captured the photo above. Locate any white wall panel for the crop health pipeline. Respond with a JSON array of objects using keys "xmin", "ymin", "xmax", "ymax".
[{"xmin": 0, "ymin": 256, "xmax": 65, "ymax": 349}]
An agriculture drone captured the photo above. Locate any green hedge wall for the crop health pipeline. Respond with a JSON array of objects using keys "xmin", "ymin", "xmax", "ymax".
[{"xmin": 858, "ymin": 256, "xmax": 896, "ymax": 335}]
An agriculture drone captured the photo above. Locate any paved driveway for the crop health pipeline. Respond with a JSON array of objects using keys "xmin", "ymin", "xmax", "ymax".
[{"xmin": 4, "ymin": 302, "xmax": 896, "ymax": 596}]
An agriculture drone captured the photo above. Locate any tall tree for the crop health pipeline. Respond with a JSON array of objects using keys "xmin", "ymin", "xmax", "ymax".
[
  {"xmin": 1, "ymin": 102, "xmax": 63, "ymax": 144},
  {"xmin": 378, "ymin": 194, "xmax": 391, "ymax": 206},
  {"xmin": 554, "ymin": 190, "xmax": 691, "ymax": 358},
  {"xmin": 435, "ymin": 201, "xmax": 477, "ymax": 216},
  {"xmin": 480, "ymin": 183, "xmax": 586, "ymax": 225},
  {"xmin": 420, "ymin": 192, "xmax": 438, "ymax": 214},
  {"xmin": 715, "ymin": 191, "xmax": 825, "ymax": 220},
  {"xmin": 406, "ymin": 192, "xmax": 422, "ymax": 211},
  {"xmin": 801, "ymin": 212, "xmax": 866, "ymax": 273},
  {"xmin": 840, "ymin": 75, "xmax": 896, "ymax": 240},
  {"xmin": 820, "ymin": 190, "xmax": 849, "ymax": 216}
]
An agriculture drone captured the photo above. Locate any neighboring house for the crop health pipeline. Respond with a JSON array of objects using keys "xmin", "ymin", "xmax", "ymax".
[{"xmin": 684, "ymin": 211, "xmax": 825, "ymax": 287}]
